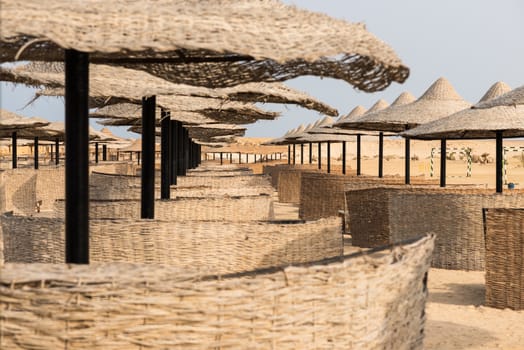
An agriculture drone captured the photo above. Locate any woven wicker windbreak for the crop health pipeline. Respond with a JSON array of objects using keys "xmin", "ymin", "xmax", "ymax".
[
  {"xmin": 483, "ymin": 208, "xmax": 524, "ymax": 310},
  {"xmin": 346, "ymin": 186, "xmax": 524, "ymax": 270},
  {"xmin": 1, "ymin": 215, "xmax": 342, "ymax": 271},
  {"xmin": 54, "ymin": 196, "xmax": 274, "ymax": 221},
  {"xmin": 0, "ymin": 0, "xmax": 409, "ymax": 92},
  {"xmin": 0, "ymin": 234, "xmax": 434, "ymax": 349},
  {"xmin": 89, "ymin": 171, "xmax": 273, "ymax": 200},
  {"xmin": 263, "ymin": 164, "xmax": 318, "ymax": 188},
  {"xmin": 277, "ymin": 169, "xmax": 322, "ymax": 204},
  {"xmin": 300, "ymin": 173, "xmax": 438, "ymax": 222}
]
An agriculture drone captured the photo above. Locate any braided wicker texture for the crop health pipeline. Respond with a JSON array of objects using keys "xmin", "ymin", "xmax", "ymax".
[
  {"xmin": 484, "ymin": 208, "xmax": 524, "ymax": 310},
  {"xmin": 1, "ymin": 215, "xmax": 342, "ymax": 273},
  {"xmin": 90, "ymin": 172, "xmax": 274, "ymax": 200},
  {"xmin": 0, "ymin": 168, "xmax": 65, "ymax": 215},
  {"xmin": 54, "ymin": 196, "xmax": 274, "ymax": 221},
  {"xmin": 277, "ymin": 169, "xmax": 322, "ymax": 204},
  {"xmin": 347, "ymin": 187, "xmax": 524, "ymax": 270},
  {"xmin": 263, "ymin": 164, "xmax": 318, "ymax": 188},
  {"xmin": 300, "ymin": 173, "xmax": 438, "ymax": 221},
  {"xmin": 0, "ymin": 235, "xmax": 434, "ymax": 349}
]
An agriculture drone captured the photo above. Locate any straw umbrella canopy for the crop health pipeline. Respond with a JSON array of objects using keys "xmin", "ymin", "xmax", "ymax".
[
  {"xmin": 36, "ymin": 87, "xmax": 280, "ymax": 124},
  {"xmin": 340, "ymin": 79, "xmax": 469, "ymax": 132},
  {"xmin": 474, "ymin": 85, "xmax": 524, "ymax": 109},
  {"xmin": 1, "ymin": 62, "xmax": 338, "ymax": 116},
  {"xmin": 402, "ymin": 82, "xmax": 517, "ymax": 193},
  {"xmin": 128, "ymin": 124, "xmax": 246, "ymax": 142},
  {"xmin": 0, "ymin": 0, "xmax": 409, "ymax": 92},
  {"xmin": 0, "ymin": 109, "xmax": 49, "ymax": 133}
]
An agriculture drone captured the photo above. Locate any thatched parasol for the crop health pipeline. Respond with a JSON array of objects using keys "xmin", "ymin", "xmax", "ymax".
[
  {"xmin": 341, "ymin": 79, "xmax": 469, "ymax": 132},
  {"xmin": 0, "ymin": 109, "xmax": 49, "ymax": 132},
  {"xmin": 474, "ymin": 85, "xmax": 524, "ymax": 109},
  {"xmin": 0, "ymin": 0, "xmax": 409, "ymax": 92},
  {"xmin": 1, "ymin": 63, "xmax": 338, "ymax": 116},
  {"xmin": 402, "ymin": 82, "xmax": 516, "ymax": 193}
]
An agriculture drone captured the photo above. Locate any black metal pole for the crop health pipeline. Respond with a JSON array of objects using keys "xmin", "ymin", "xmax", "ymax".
[
  {"xmin": 254, "ymin": 153, "xmax": 257, "ymax": 164},
  {"xmin": 183, "ymin": 129, "xmax": 189, "ymax": 172},
  {"xmin": 342, "ymin": 141, "xmax": 346, "ymax": 175},
  {"xmin": 300, "ymin": 143, "xmax": 304, "ymax": 164},
  {"xmin": 137, "ymin": 151, "xmax": 141, "ymax": 165},
  {"xmin": 176, "ymin": 123, "xmax": 185, "ymax": 175},
  {"xmin": 238, "ymin": 152, "xmax": 242, "ymax": 164},
  {"xmin": 33, "ymin": 136, "xmax": 39, "ymax": 170},
  {"xmin": 246, "ymin": 153, "xmax": 249, "ymax": 163},
  {"xmin": 220, "ymin": 152, "xmax": 223, "ymax": 165},
  {"xmin": 287, "ymin": 145, "xmax": 290, "ymax": 164},
  {"xmin": 102, "ymin": 144, "xmax": 107, "ymax": 161},
  {"xmin": 170, "ymin": 120, "xmax": 177, "ymax": 185},
  {"xmin": 378, "ymin": 132, "xmax": 384, "ymax": 178},
  {"xmin": 440, "ymin": 139, "xmax": 446, "ymax": 188},
  {"xmin": 327, "ymin": 141, "xmax": 331, "ymax": 174},
  {"xmin": 65, "ymin": 49, "xmax": 89, "ymax": 264},
  {"xmin": 292, "ymin": 144, "xmax": 296, "ymax": 165},
  {"xmin": 357, "ymin": 134, "xmax": 361, "ymax": 176},
  {"xmin": 229, "ymin": 152, "xmax": 232, "ymax": 164},
  {"xmin": 309, "ymin": 142, "xmax": 312, "ymax": 164},
  {"xmin": 11, "ymin": 131, "xmax": 17, "ymax": 169},
  {"xmin": 496, "ymin": 131, "xmax": 503, "ymax": 193},
  {"xmin": 55, "ymin": 138, "xmax": 59, "ymax": 165},
  {"xmin": 160, "ymin": 109, "xmax": 171, "ymax": 200},
  {"xmin": 405, "ymin": 137, "xmax": 410, "ymax": 185},
  {"xmin": 95, "ymin": 142, "xmax": 99, "ymax": 163},
  {"xmin": 141, "ymin": 95, "xmax": 156, "ymax": 219},
  {"xmin": 318, "ymin": 142, "xmax": 322, "ymax": 169}
]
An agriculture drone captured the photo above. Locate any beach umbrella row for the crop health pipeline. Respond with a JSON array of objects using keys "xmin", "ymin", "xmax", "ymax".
[
  {"xmin": 403, "ymin": 81, "xmax": 521, "ymax": 192},
  {"xmin": 1, "ymin": 0, "xmax": 409, "ymax": 264}
]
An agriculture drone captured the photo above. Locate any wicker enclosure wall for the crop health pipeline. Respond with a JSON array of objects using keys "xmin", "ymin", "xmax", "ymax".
[
  {"xmin": 277, "ymin": 168, "xmax": 321, "ymax": 204},
  {"xmin": 263, "ymin": 164, "xmax": 318, "ymax": 188},
  {"xmin": 91, "ymin": 161, "xmax": 138, "ymax": 175},
  {"xmin": 0, "ymin": 235, "xmax": 434, "ymax": 349},
  {"xmin": 0, "ymin": 171, "xmax": 5, "ymax": 214},
  {"xmin": 300, "ymin": 173, "xmax": 439, "ymax": 221},
  {"xmin": 53, "ymin": 196, "xmax": 274, "ymax": 221},
  {"xmin": 347, "ymin": 187, "xmax": 524, "ymax": 270},
  {"xmin": 484, "ymin": 208, "xmax": 524, "ymax": 310},
  {"xmin": 1, "ymin": 215, "xmax": 342, "ymax": 273}
]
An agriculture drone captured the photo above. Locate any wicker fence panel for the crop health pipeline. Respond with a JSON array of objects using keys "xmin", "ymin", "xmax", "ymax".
[
  {"xmin": 263, "ymin": 164, "xmax": 318, "ymax": 188},
  {"xmin": 54, "ymin": 196, "xmax": 274, "ymax": 221},
  {"xmin": 1, "ymin": 169, "xmax": 37, "ymax": 215},
  {"xmin": 35, "ymin": 169, "xmax": 65, "ymax": 213},
  {"xmin": 300, "ymin": 174, "xmax": 438, "ymax": 222},
  {"xmin": 277, "ymin": 169, "xmax": 321, "ymax": 204},
  {"xmin": 484, "ymin": 208, "xmax": 524, "ymax": 310},
  {"xmin": 1, "ymin": 215, "xmax": 342, "ymax": 273},
  {"xmin": 91, "ymin": 161, "xmax": 138, "ymax": 175},
  {"xmin": 0, "ymin": 235, "xmax": 434, "ymax": 349},
  {"xmin": 347, "ymin": 186, "xmax": 524, "ymax": 270},
  {"xmin": 0, "ymin": 171, "xmax": 5, "ymax": 214}
]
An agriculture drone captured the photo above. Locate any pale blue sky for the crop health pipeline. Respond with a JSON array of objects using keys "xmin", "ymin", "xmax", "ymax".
[{"xmin": 1, "ymin": 0, "xmax": 523, "ymax": 138}]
